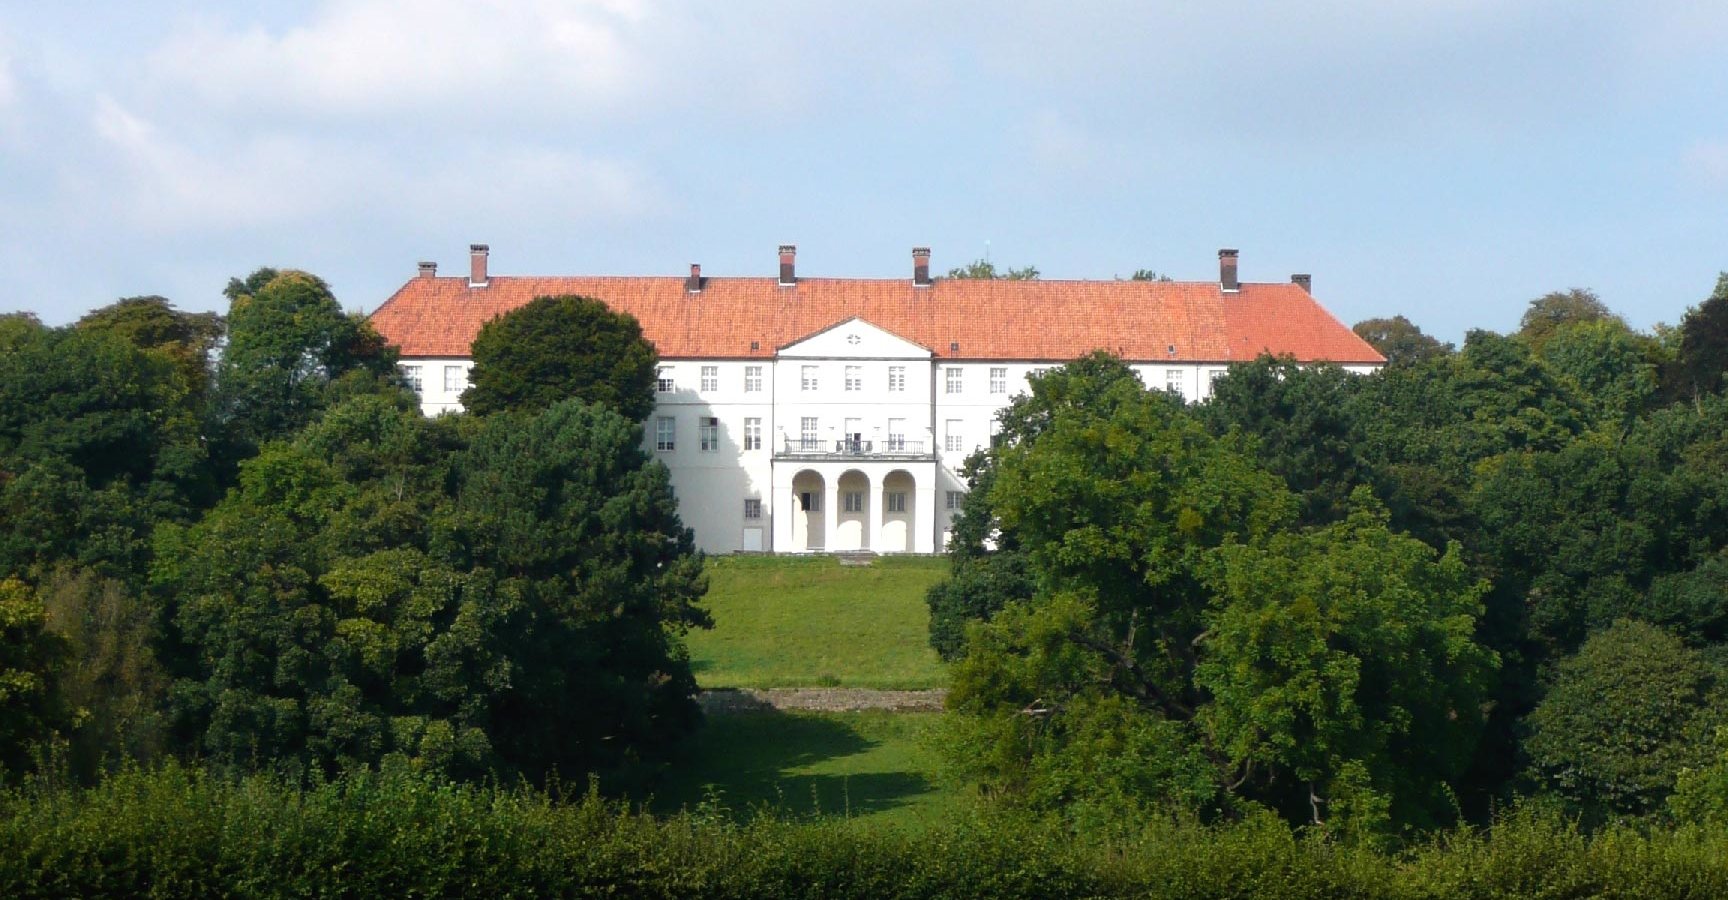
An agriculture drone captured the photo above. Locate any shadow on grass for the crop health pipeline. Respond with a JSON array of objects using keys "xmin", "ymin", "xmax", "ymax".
[{"xmin": 644, "ymin": 710, "xmax": 935, "ymax": 821}]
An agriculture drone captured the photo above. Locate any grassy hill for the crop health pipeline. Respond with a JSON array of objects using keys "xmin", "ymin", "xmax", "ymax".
[{"xmin": 685, "ymin": 555, "xmax": 949, "ymax": 691}]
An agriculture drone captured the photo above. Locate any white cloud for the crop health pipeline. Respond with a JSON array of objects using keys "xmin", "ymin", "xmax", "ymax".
[
  {"xmin": 147, "ymin": 0, "xmax": 658, "ymax": 121},
  {"xmin": 86, "ymin": 93, "xmax": 659, "ymax": 232},
  {"xmin": 1683, "ymin": 139, "xmax": 1728, "ymax": 189}
]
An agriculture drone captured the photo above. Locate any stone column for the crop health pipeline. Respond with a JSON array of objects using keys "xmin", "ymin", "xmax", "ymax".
[
  {"xmin": 822, "ymin": 470, "xmax": 839, "ymax": 553},
  {"xmin": 867, "ymin": 470, "xmax": 883, "ymax": 554}
]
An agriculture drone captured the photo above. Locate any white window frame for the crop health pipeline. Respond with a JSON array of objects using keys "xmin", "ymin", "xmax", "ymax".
[
  {"xmin": 700, "ymin": 365, "xmax": 718, "ymax": 392},
  {"xmin": 699, "ymin": 416, "xmax": 719, "ymax": 452},
  {"xmin": 888, "ymin": 365, "xmax": 906, "ymax": 392},
  {"xmin": 744, "ymin": 498, "xmax": 763, "ymax": 520},
  {"xmin": 1166, "ymin": 368, "xmax": 1183, "ymax": 394},
  {"xmin": 989, "ymin": 367, "xmax": 1007, "ymax": 394},
  {"xmin": 946, "ymin": 491, "xmax": 964, "ymax": 510},
  {"xmin": 944, "ymin": 420, "xmax": 963, "ymax": 453},
  {"xmin": 945, "ymin": 367, "xmax": 963, "ymax": 395},
  {"xmin": 844, "ymin": 365, "xmax": 863, "ymax": 392},
  {"xmin": 744, "ymin": 365, "xmax": 763, "ymax": 393},
  {"xmin": 801, "ymin": 365, "xmax": 819, "ymax": 392},
  {"xmin": 886, "ymin": 492, "xmax": 907, "ymax": 513},
  {"xmin": 744, "ymin": 417, "xmax": 762, "ymax": 451},
  {"xmin": 657, "ymin": 366, "xmax": 674, "ymax": 393},
  {"xmin": 655, "ymin": 416, "xmax": 675, "ymax": 451},
  {"xmin": 887, "ymin": 418, "xmax": 906, "ymax": 451},
  {"xmin": 800, "ymin": 416, "xmax": 819, "ymax": 450},
  {"xmin": 402, "ymin": 365, "xmax": 423, "ymax": 392},
  {"xmin": 843, "ymin": 491, "xmax": 863, "ymax": 513},
  {"xmin": 443, "ymin": 365, "xmax": 465, "ymax": 393}
]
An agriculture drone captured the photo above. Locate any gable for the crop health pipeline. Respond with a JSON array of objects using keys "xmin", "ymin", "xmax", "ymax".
[{"xmin": 776, "ymin": 316, "xmax": 933, "ymax": 360}]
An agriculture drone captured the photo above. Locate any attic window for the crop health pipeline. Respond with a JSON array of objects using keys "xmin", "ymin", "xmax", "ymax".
[
  {"xmin": 750, "ymin": 340, "xmax": 760, "ymax": 351},
  {"xmin": 949, "ymin": 341, "xmax": 960, "ymax": 352}
]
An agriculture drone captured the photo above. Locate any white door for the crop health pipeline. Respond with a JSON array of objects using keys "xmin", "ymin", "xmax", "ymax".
[{"xmin": 742, "ymin": 527, "xmax": 764, "ymax": 552}]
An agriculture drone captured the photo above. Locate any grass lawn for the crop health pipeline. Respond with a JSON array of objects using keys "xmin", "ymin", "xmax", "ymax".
[
  {"xmin": 647, "ymin": 710, "xmax": 966, "ymax": 831},
  {"xmin": 686, "ymin": 555, "xmax": 949, "ymax": 690}
]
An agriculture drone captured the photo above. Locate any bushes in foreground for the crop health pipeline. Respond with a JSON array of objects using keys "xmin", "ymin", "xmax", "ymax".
[{"xmin": 4, "ymin": 765, "xmax": 1728, "ymax": 898}]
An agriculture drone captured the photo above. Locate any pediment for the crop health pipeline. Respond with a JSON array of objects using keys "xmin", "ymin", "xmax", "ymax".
[{"xmin": 776, "ymin": 317, "xmax": 932, "ymax": 360}]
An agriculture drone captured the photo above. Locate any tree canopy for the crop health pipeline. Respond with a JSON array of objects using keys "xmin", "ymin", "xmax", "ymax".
[{"xmin": 461, "ymin": 295, "xmax": 658, "ymax": 420}]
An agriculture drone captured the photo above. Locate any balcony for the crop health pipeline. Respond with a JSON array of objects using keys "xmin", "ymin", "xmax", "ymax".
[{"xmin": 774, "ymin": 437, "xmax": 933, "ymax": 461}]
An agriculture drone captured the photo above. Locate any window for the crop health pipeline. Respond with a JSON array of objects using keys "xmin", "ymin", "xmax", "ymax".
[
  {"xmin": 444, "ymin": 365, "xmax": 465, "ymax": 393},
  {"xmin": 800, "ymin": 491, "xmax": 822, "ymax": 512},
  {"xmin": 944, "ymin": 420, "xmax": 964, "ymax": 453},
  {"xmin": 801, "ymin": 365, "xmax": 819, "ymax": 391},
  {"xmin": 701, "ymin": 365, "xmax": 718, "ymax": 392},
  {"xmin": 887, "ymin": 365, "xmax": 906, "ymax": 392},
  {"xmin": 699, "ymin": 416, "xmax": 719, "ymax": 451},
  {"xmin": 744, "ymin": 417, "xmax": 761, "ymax": 451},
  {"xmin": 844, "ymin": 491, "xmax": 863, "ymax": 512},
  {"xmin": 989, "ymin": 367, "xmax": 1007, "ymax": 394},
  {"xmin": 743, "ymin": 498, "xmax": 762, "ymax": 520},
  {"xmin": 946, "ymin": 491, "xmax": 965, "ymax": 510},
  {"xmin": 657, "ymin": 367, "xmax": 674, "ymax": 392},
  {"xmin": 945, "ymin": 367, "xmax": 963, "ymax": 394},
  {"xmin": 887, "ymin": 418, "xmax": 906, "ymax": 451},
  {"xmin": 1208, "ymin": 369, "xmax": 1226, "ymax": 388},
  {"xmin": 886, "ymin": 492, "xmax": 907, "ymax": 513},
  {"xmin": 800, "ymin": 416, "xmax": 819, "ymax": 450},
  {"xmin": 402, "ymin": 365, "xmax": 423, "ymax": 392},
  {"xmin": 844, "ymin": 365, "xmax": 862, "ymax": 392},
  {"xmin": 989, "ymin": 419, "xmax": 1004, "ymax": 448},
  {"xmin": 744, "ymin": 365, "xmax": 763, "ymax": 393},
  {"xmin": 1166, "ymin": 368, "xmax": 1183, "ymax": 394},
  {"xmin": 655, "ymin": 416, "xmax": 675, "ymax": 451}
]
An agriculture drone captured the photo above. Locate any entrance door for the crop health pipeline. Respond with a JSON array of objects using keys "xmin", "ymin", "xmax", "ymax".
[{"xmin": 844, "ymin": 417, "xmax": 863, "ymax": 453}]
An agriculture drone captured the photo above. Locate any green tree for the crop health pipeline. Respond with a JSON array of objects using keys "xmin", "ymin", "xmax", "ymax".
[
  {"xmin": 1201, "ymin": 356, "xmax": 1372, "ymax": 526},
  {"xmin": 158, "ymin": 394, "xmax": 707, "ymax": 779},
  {"xmin": 37, "ymin": 567, "xmax": 166, "ymax": 778},
  {"xmin": 1523, "ymin": 619, "xmax": 1724, "ymax": 822},
  {"xmin": 461, "ymin": 295, "xmax": 658, "ymax": 420},
  {"xmin": 1197, "ymin": 493, "xmax": 1497, "ymax": 837},
  {"xmin": 1668, "ymin": 273, "xmax": 1728, "ymax": 401},
  {"xmin": 946, "ymin": 258, "xmax": 1041, "ymax": 280},
  {"xmin": 1533, "ymin": 318, "xmax": 1659, "ymax": 432},
  {"xmin": 76, "ymin": 296, "xmax": 223, "ymax": 399},
  {"xmin": 0, "ymin": 578, "xmax": 67, "ymax": 776},
  {"xmin": 1351, "ymin": 316, "xmax": 1452, "ymax": 366},
  {"xmin": 215, "ymin": 269, "xmax": 400, "ymax": 461},
  {"xmin": 1127, "ymin": 269, "xmax": 1172, "ymax": 282},
  {"xmin": 1518, "ymin": 288, "xmax": 1620, "ymax": 352}
]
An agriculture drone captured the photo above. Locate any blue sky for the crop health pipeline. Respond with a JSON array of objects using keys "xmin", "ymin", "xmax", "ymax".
[{"xmin": 2, "ymin": 1, "xmax": 1725, "ymax": 342}]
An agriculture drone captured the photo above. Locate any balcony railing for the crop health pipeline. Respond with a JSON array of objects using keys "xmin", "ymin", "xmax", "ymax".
[{"xmin": 775, "ymin": 437, "xmax": 932, "ymax": 460}]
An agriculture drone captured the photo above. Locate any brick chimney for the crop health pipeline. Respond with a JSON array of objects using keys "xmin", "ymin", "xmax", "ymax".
[
  {"xmin": 913, "ymin": 247, "xmax": 932, "ymax": 287},
  {"xmin": 686, "ymin": 263, "xmax": 703, "ymax": 293},
  {"xmin": 1219, "ymin": 248, "xmax": 1239, "ymax": 292},
  {"xmin": 1291, "ymin": 273, "xmax": 1311, "ymax": 293},
  {"xmin": 417, "ymin": 261, "xmax": 437, "ymax": 278},
  {"xmin": 778, "ymin": 244, "xmax": 797, "ymax": 286},
  {"xmin": 469, "ymin": 244, "xmax": 490, "ymax": 287}
]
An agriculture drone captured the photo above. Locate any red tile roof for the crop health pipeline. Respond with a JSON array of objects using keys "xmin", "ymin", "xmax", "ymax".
[{"xmin": 369, "ymin": 275, "xmax": 1384, "ymax": 365}]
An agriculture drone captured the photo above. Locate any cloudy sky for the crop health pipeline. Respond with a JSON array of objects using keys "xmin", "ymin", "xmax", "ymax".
[{"xmin": 2, "ymin": 1, "xmax": 1725, "ymax": 340}]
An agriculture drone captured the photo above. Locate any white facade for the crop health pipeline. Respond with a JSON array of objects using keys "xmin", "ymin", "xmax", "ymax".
[{"xmin": 401, "ymin": 317, "xmax": 1354, "ymax": 555}]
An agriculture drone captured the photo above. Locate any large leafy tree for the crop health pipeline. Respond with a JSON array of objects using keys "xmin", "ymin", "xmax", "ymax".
[
  {"xmin": 157, "ymin": 394, "xmax": 707, "ymax": 779},
  {"xmin": 1517, "ymin": 288, "xmax": 1620, "ymax": 352},
  {"xmin": 215, "ymin": 269, "xmax": 400, "ymax": 463},
  {"xmin": 1523, "ymin": 619, "xmax": 1724, "ymax": 823},
  {"xmin": 461, "ymin": 295, "xmax": 658, "ymax": 420},
  {"xmin": 1669, "ymin": 273, "xmax": 1728, "ymax": 401},
  {"xmin": 1351, "ymin": 315, "xmax": 1451, "ymax": 366},
  {"xmin": 1201, "ymin": 356, "xmax": 1372, "ymax": 526},
  {"xmin": 0, "ymin": 578, "xmax": 68, "ymax": 776},
  {"xmin": 1197, "ymin": 494, "xmax": 1497, "ymax": 837}
]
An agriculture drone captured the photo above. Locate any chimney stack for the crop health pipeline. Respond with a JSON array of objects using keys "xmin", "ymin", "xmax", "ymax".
[
  {"xmin": 1218, "ymin": 249, "xmax": 1239, "ymax": 292},
  {"xmin": 1291, "ymin": 273, "xmax": 1311, "ymax": 293},
  {"xmin": 913, "ymin": 247, "xmax": 932, "ymax": 287},
  {"xmin": 469, "ymin": 244, "xmax": 490, "ymax": 287},
  {"xmin": 778, "ymin": 244, "xmax": 797, "ymax": 285},
  {"xmin": 417, "ymin": 261, "xmax": 437, "ymax": 278},
  {"xmin": 686, "ymin": 263, "xmax": 703, "ymax": 293}
]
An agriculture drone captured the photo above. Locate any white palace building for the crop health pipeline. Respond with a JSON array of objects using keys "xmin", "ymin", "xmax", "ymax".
[{"xmin": 369, "ymin": 245, "xmax": 1383, "ymax": 555}]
